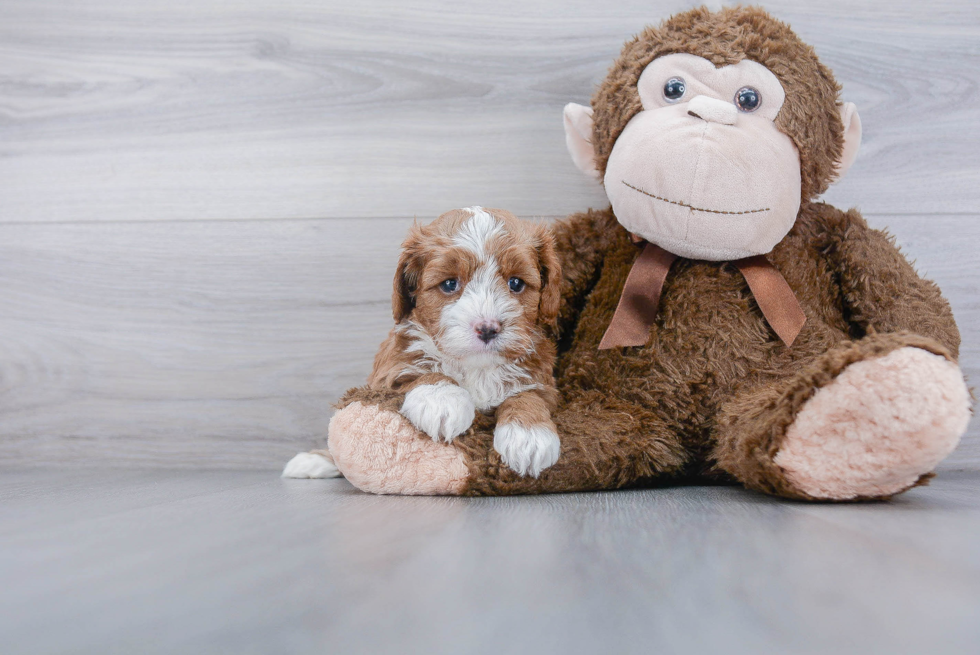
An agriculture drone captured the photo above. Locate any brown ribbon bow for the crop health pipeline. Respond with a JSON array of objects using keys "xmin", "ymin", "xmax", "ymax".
[{"xmin": 598, "ymin": 240, "xmax": 806, "ymax": 350}]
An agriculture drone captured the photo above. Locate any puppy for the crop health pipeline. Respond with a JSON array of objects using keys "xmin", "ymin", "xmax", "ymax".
[{"xmin": 369, "ymin": 206, "xmax": 562, "ymax": 477}]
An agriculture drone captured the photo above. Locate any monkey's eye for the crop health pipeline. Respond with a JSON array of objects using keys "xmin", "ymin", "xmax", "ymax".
[
  {"xmin": 439, "ymin": 279, "xmax": 459, "ymax": 293},
  {"xmin": 663, "ymin": 77, "xmax": 686, "ymax": 102},
  {"xmin": 508, "ymin": 277, "xmax": 526, "ymax": 293},
  {"xmin": 735, "ymin": 86, "xmax": 761, "ymax": 112}
]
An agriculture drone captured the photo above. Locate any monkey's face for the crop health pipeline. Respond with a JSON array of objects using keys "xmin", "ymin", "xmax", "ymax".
[
  {"xmin": 601, "ymin": 54, "xmax": 800, "ymax": 260},
  {"xmin": 565, "ymin": 50, "xmax": 860, "ymax": 261},
  {"xmin": 564, "ymin": 8, "xmax": 861, "ymax": 261}
]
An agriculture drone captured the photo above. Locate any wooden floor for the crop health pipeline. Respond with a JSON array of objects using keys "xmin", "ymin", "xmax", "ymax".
[{"xmin": 2, "ymin": 469, "xmax": 979, "ymax": 654}]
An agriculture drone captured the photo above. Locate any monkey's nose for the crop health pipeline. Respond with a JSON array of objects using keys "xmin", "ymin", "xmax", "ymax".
[
  {"xmin": 687, "ymin": 95, "xmax": 738, "ymax": 125},
  {"xmin": 475, "ymin": 321, "xmax": 501, "ymax": 343}
]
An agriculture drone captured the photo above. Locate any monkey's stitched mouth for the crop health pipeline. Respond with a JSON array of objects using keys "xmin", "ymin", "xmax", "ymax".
[{"xmin": 622, "ymin": 181, "xmax": 769, "ymax": 215}]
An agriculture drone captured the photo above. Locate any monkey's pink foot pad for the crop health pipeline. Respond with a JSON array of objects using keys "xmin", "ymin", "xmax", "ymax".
[
  {"xmin": 328, "ymin": 402, "xmax": 469, "ymax": 495},
  {"xmin": 775, "ymin": 347, "xmax": 971, "ymax": 500}
]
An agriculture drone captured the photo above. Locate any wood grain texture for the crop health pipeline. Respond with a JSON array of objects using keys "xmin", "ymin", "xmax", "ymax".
[
  {"xmin": 0, "ymin": 218, "xmax": 408, "ymax": 467},
  {"xmin": 0, "ymin": 213, "xmax": 976, "ymax": 470},
  {"xmin": 1, "ymin": 469, "xmax": 979, "ymax": 654},
  {"xmin": 0, "ymin": 0, "xmax": 978, "ymax": 222}
]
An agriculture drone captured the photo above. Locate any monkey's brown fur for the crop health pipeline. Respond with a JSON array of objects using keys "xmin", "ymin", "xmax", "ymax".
[{"xmin": 336, "ymin": 6, "xmax": 962, "ymax": 499}]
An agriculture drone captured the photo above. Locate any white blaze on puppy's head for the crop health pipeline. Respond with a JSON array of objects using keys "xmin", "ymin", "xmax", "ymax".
[{"xmin": 452, "ymin": 206, "xmax": 504, "ymax": 259}]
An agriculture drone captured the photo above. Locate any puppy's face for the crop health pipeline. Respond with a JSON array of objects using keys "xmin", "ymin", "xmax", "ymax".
[{"xmin": 393, "ymin": 207, "xmax": 561, "ymax": 362}]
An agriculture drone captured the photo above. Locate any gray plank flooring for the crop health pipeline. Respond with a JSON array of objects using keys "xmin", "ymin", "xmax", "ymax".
[{"xmin": 2, "ymin": 469, "xmax": 979, "ymax": 654}]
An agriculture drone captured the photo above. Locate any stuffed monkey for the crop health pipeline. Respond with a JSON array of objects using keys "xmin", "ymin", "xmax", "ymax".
[{"xmin": 317, "ymin": 6, "xmax": 971, "ymax": 500}]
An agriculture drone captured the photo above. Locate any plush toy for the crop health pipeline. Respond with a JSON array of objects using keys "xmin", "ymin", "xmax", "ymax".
[{"xmin": 317, "ymin": 5, "xmax": 972, "ymax": 500}]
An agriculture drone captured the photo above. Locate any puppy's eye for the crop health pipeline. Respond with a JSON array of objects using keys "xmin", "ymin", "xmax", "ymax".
[
  {"xmin": 663, "ymin": 77, "xmax": 686, "ymax": 102},
  {"xmin": 439, "ymin": 279, "xmax": 459, "ymax": 293},
  {"xmin": 508, "ymin": 277, "xmax": 526, "ymax": 293},
  {"xmin": 734, "ymin": 86, "xmax": 761, "ymax": 112}
]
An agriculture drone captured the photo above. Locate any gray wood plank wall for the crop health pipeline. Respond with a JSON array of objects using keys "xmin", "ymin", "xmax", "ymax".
[{"xmin": 1, "ymin": 0, "xmax": 977, "ymax": 469}]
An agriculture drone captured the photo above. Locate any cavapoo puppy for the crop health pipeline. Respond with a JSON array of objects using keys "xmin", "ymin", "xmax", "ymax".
[
  {"xmin": 282, "ymin": 206, "xmax": 563, "ymax": 479},
  {"xmin": 369, "ymin": 206, "xmax": 563, "ymax": 477}
]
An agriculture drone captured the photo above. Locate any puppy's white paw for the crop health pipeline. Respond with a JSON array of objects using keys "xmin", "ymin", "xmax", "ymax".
[
  {"xmin": 400, "ymin": 383, "xmax": 476, "ymax": 443},
  {"xmin": 493, "ymin": 423, "xmax": 560, "ymax": 478},
  {"xmin": 281, "ymin": 451, "xmax": 341, "ymax": 479}
]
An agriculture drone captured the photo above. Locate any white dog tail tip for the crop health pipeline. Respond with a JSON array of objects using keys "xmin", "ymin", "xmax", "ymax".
[{"xmin": 281, "ymin": 450, "xmax": 342, "ymax": 479}]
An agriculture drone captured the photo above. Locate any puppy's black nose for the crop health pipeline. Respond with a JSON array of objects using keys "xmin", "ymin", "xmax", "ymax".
[{"xmin": 476, "ymin": 323, "xmax": 500, "ymax": 343}]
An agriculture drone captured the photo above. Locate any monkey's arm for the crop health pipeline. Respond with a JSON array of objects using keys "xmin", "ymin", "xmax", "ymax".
[
  {"xmin": 816, "ymin": 204, "xmax": 961, "ymax": 358},
  {"xmin": 550, "ymin": 207, "xmax": 622, "ymax": 343}
]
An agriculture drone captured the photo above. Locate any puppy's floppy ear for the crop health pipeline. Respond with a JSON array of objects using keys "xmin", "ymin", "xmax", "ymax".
[
  {"xmin": 535, "ymin": 224, "xmax": 563, "ymax": 327},
  {"xmin": 392, "ymin": 222, "xmax": 427, "ymax": 322}
]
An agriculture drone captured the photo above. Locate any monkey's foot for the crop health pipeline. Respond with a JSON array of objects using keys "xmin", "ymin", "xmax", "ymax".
[
  {"xmin": 775, "ymin": 347, "xmax": 970, "ymax": 500},
  {"xmin": 328, "ymin": 402, "xmax": 469, "ymax": 495}
]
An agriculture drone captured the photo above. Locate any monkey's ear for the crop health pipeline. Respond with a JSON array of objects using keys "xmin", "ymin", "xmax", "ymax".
[
  {"xmin": 835, "ymin": 102, "xmax": 862, "ymax": 179},
  {"xmin": 535, "ymin": 225, "xmax": 563, "ymax": 327},
  {"xmin": 392, "ymin": 223, "xmax": 426, "ymax": 322},
  {"xmin": 563, "ymin": 103, "xmax": 600, "ymax": 181}
]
